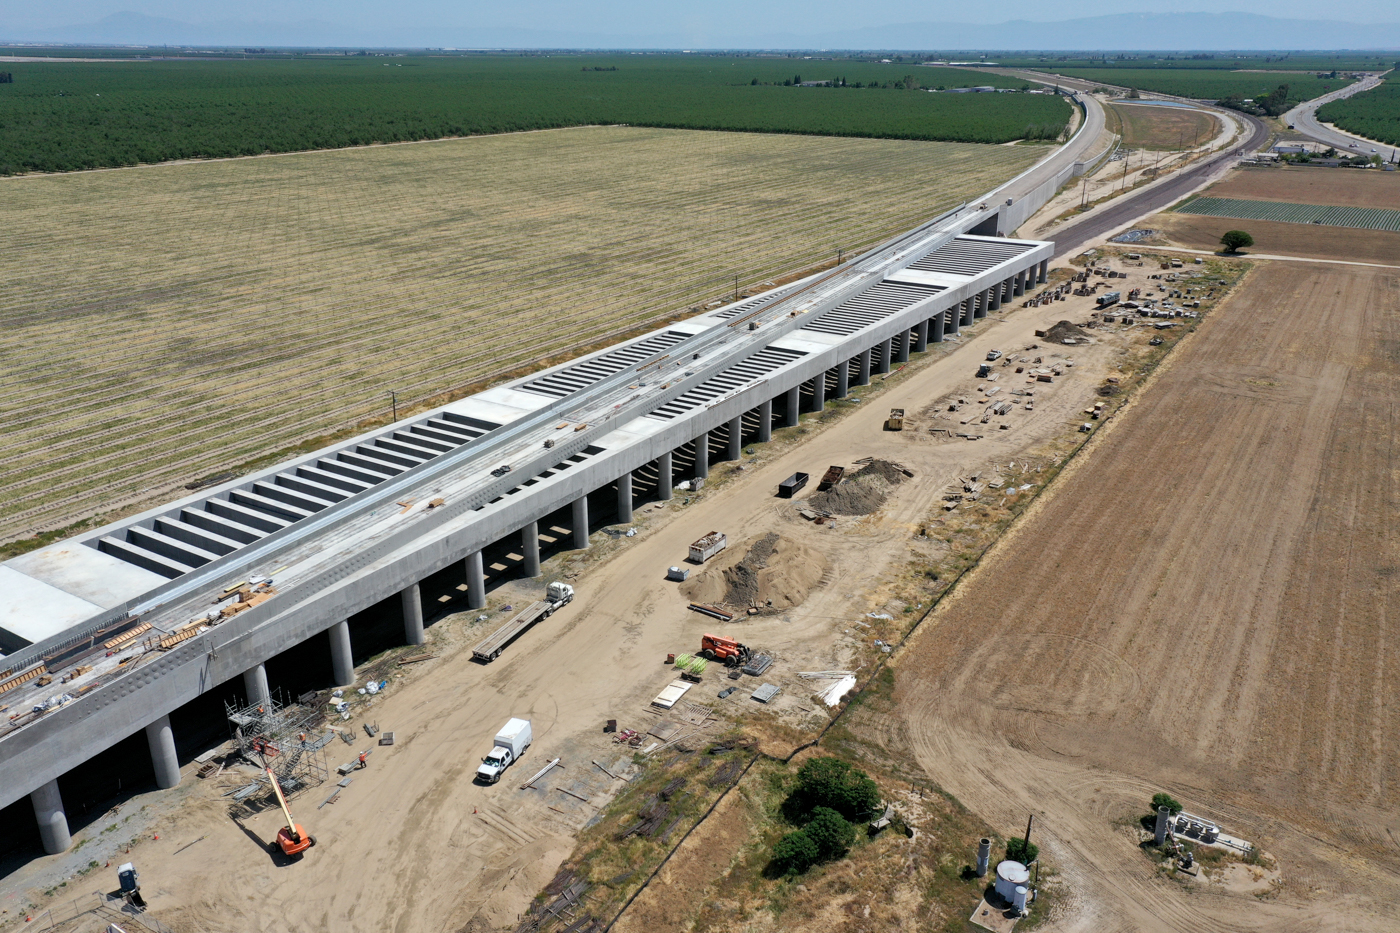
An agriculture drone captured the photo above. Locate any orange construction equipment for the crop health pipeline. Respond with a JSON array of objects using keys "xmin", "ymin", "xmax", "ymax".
[
  {"xmin": 699, "ymin": 633, "xmax": 753, "ymax": 668},
  {"xmin": 264, "ymin": 763, "xmax": 315, "ymax": 857}
]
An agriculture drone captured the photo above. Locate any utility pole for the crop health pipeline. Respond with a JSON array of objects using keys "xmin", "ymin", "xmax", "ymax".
[
  {"xmin": 1120, "ymin": 149, "xmax": 1131, "ymax": 190},
  {"xmin": 837, "ymin": 247, "xmax": 843, "ymax": 265},
  {"xmin": 388, "ymin": 391, "xmax": 397, "ymax": 422},
  {"xmin": 1080, "ymin": 177, "xmax": 1089, "ymax": 209},
  {"xmin": 734, "ymin": 275, "xmax": 739, "ymax": 301}
]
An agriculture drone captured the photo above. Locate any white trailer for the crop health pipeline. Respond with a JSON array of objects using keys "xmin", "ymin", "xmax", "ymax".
[
  {"xmin": 476, "ymin": 718, "xmax": 532, "ymax": 784},
  {"xmin": 471, "ymin": 582, "xmax": 573, "ymax": 662}
]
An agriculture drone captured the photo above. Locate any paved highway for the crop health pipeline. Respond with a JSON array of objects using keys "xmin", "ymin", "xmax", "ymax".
[{"xmin": 1284, "ymin": 73, "xmax": 1395, "ymax": 161}]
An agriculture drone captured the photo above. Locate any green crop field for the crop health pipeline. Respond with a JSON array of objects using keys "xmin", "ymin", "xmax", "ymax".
[
  {"xmin": 0, "ymin": 55, "xmax": 1067, "ymax": 174},
  {"xmin": 995, "ymin": 54, "xmax": 1390, "ymax": 72},
  {"xmin": 1317, "ymin": 74, "xmax": 1400, "ymax": 147},
  {"xmin": 0, "ymin": 127, "xmax": 1044, "ymax": 539},
  {"xmin": 1176, "ymin": 196, "xmax": 1400, "ymax": 231},
  {"xmin": 1029, "ymin": 67, "xmax": 1352, "ymax": 102}
]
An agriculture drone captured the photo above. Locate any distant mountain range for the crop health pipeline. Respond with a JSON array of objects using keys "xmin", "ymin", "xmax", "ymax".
[{"xmin": 4, "ymin": 11, "xmax": 1400, "ymax": 52}]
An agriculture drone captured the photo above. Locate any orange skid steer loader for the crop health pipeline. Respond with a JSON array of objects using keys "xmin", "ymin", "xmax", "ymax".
[{"xmin": 700, "ymin": 633, "xmax": 753, "ymax": 668}]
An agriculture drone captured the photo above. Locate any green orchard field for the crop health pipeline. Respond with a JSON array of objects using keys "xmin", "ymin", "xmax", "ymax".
[
  {"xmin": 1318, "ymin": 74, "xmax": 1400, "ymax": 147},
  {"xmin": 0, "ymin": 55, "xmax": 1069, "ymax": 173}
]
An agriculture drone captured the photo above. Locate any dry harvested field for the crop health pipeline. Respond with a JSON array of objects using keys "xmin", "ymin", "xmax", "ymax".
[
  {"xmin": 1110, "ymin": 102, "xmax": 1217, "ymax": 151},
  {"xmin": 1151, "ymin": 211, "xmax": 1400, "ymax": 265},
  {"xmin": 1208, "ymin": 164, "xmax": 1400, "ymax": 209},
  {"xmin": 896, "ymin": 260, "xmax": 1400, "ymax": 931},
  {"xmin": 0, "ymin": 126, "xmax": 1042, "ymax": 541}
]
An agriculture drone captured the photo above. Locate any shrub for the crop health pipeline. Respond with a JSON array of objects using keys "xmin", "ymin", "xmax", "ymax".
[
  {"xmin": 789, "ymin": 757, "xmax": 881, "ymax": 821},
  {"xmin": 1006, "ymin": 837, "xmax": 1039, "ymax": 864},
  {"xmin": 1151, "ymin": 792, "xmax": 1183, "ymax": 815},
  {"xmin": 804, "ymin": 807, "xmax": 856, "ymax": 861},
  {"xmin": 771, "ymin": 830, "xmax": 819, "ymax": 874},
  {"xmin": 1220, "ymin": 230, "xmax": 1254, "ymax": 253}
]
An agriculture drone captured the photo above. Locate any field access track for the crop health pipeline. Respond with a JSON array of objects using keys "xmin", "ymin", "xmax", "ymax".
[{"xmin": 1177, "ymin": 195, "xmax": 1400, "ymax": 232}]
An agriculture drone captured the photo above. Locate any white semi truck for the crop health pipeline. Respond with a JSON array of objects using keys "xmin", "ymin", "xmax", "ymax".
[
  {"xmin": 476, "ymin": 718, "xmax": 532, "ymax": 784},
  {"xmin": 471, "ymin": 582, "xmax": 574, "ymax": 662}
]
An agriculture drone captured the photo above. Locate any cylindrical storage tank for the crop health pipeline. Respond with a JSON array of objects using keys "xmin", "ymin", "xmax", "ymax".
[
  {"xmin": 1154, "ymin": 805, "xmax": 1170, "ymax": 845},
  {"xmin": 1203, "ymin": 825, "xmax": 1219, "ymax": 843},
  {"xmin": 976, "ymin": 838, "xmax": 992, "ymax": 877},
  {"xmin": 1012, "ymin": 885, "xmax": 1029, "ymax": 913},
  {"xmin": 994, "ymin": 860, "xmax": 1030, "ymax": 902}
]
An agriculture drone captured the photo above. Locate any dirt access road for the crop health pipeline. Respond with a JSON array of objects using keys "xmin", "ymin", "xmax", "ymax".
[
  {"xmin": 72, "ymin": 280, "xmax": 1146, "ymax": 933},
  {"xmin": 896, "ymin": 260, "xmax": 1400, "ymax": 931}
]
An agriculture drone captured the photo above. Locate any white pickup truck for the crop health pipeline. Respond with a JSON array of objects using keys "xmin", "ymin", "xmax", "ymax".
[{"xmin": 476, "ymin": 718, "xmax": 532, "ymax": 784}]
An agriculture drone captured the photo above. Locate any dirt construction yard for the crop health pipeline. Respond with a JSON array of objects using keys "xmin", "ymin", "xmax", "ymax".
[{"xmin": 896, "ymin": 259, "xmax": 1400, "ymax": 931}]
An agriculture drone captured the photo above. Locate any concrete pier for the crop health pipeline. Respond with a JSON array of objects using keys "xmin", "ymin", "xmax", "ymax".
[
  {"xmin": 947, "ymin": 306, "xmax": 960, "ymax": 336},
  {"xmin": 657, "ymin": 452, "xmax": 674, "ymax": 500},
  {"xmin": 401, "ymin": 582, "xmax": 425, "ymax": 645},
  {"xmin": 757, "ymin": 401, "xmax": 772, "ymax": 442},
  {"xmin": 522, "ymin": 521, "xmax": 541, "ymax": 576},
  {"xmin": 694, "ymin": 432, "xmax": 710, "ymax": 478},
  {"xmin": 835, "ymin": 360, "xmax": 849, "ymax": 397},
  {"xmin": 857, "ymin": 348, "xmax": 872, "ymax": 385},
  {"xmin": 1013, "ymin": 269, "xmax": 1026, "ymax": 296},
  {"xmin": 31, "ymin": 780, "xmax": 70, "ymax": 855},
  {"xmin": 726, "ymin": 416, "xmax": 742, "ymax": 460},
  {"xmin": 990, "ymin": 282, "xmax": 1002, "ymax": 311},
  {"xmin": 914, "ymin": 320, "xmax": 929, "ymax": 353},
  {"xmin": 616, "ymin": 472, "xmax": 634, "ymax": 523},
  {"xmin": 465, "ymin": 551, "xmax": 486, "ymax": 610},
  {"xmin": 895, "ymin": 330, "xmax": 910, "ymax": 363},
  {"xmin": 572, "ymin": 496, "xmax": 590, "ymax": 547},
  {"xmin": 810, "ymin": 372, "xmax": 825, "ymax": 411},
  {"xmin": 784, "ymin": 387, "xmax": 800, "ymax": 427},
  {"xmin": 963, "ymin": 298, "xmax": 976, "ymax": 327},
  {"xmin": 1038, "ymin": 258, "xmax": 1049, "ymax": 283},
  {"xmin": 145, "ymin": 714, "xmax": 179, "ymax": 790},
  {"xmin": 876, "ymin": 338, "xmax": 891, "ymax": 374},
  {"xmin": 930, "ymin": 312, "xmax": 945, "ymax": 343},
  {"xmin": 242, "ymin": 663, "xmax": 270, "ymax": 706},
  {"xmin": 329, "ymin": 620, "xmax": 354, "ymax": 687}
]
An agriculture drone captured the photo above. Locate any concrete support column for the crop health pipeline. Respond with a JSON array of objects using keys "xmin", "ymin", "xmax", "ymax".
[
  {"xmin": 1038, "ymin": 258, "xmax": 1049, "ymax": 283},
  {"xmin": 857, "ymin": 349, "xmax": 871, "ymax": 385},
  {"xmin": 876, "ymin": 338, "xmax": 892, "ymax": 374},
  {"xmin": 695, "ymin": 432, "xmax": 710, "ymax": 477},
  {"xmin": 810, "ymin": 373, "xmax": 826, "ymax": 411},
  {"xmin": 784, "ymin": 387, "xmax": 800, "ymax": 427},
  {"xmin": 757, "ymin": 401, "xmax": 772, "ymax": 442},
  {"xmin": 401, "ymin": 582, "xmax": 425, "ymax": 645},
  {"xmin": 989, "ymin": 283, "xmax": 1002, "ymax": 312},
  {"xmin": 330, "ymin": 620, "xmax": 354, "ymax": 687},
  {"xmin": 914, "ymin": 319, "xmax": 929, "ymax": 353},
  {"xmin": 1154, "ymin": 806, "xmax": 1170, "ymax": 846},
  {"xmin": 465, "ymin": 551, "xmax": 486, "ymax": 610},
  {"xmin": 726, "ymin": 416, "xmax": 742, "ymax": 460},
  {"xmin": 658, "ymin": 452, "xmax": 674, "ymax": 500},
  {"xmin": 243, "ymin": 663, "xmax": 270, "ymax": 706},
  {"xmin": 1013, "ymin": 269, "xmax": 1026, "ymax": 296},
  {"xmin": 964, "ymin": 298, "xmax": 977, "ymax": 326},
  {"xmin": 572, "ymin": 496, "xmax": 591, "ymax": 548},
  {"xmin": 146, "ymin": 714, "xmax": 179, "ymax": 790},
  {"xmin": 1001, "ymin": 277, "xmax": 1013, "ymax": 304},
  {"xmin": 947, "ymin": 308, "xmax": 960, "ymax": 336},
  {"xmin": 895, "ymin": 330, "xmax": 910, "ymax": 364},
  {"xmin": 31, "ymin": 780, "xmax": 70, "ymax": 855},
  {"xmin": 522, "ymin": 521, "xmax": 541, "ymax": 576},
  {"xmin": 616, "ymin": 472, "xmax": 634, "ymax": 523},
  {"xmin": 930, "ymin": 313, "xmax": 945, "ymax": 343},
  {"xmin": 835, "ymin": 360, "xmax": 849, "ymax": 398}
]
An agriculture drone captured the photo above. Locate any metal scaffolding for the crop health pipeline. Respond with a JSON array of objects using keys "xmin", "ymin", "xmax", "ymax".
[{"xmin": 224, "ymin": 693, "xmax": 332, "ymax": 798}]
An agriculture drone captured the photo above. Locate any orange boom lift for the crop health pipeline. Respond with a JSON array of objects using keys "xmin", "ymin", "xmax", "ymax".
[{"xmin": 264, "ymin": 761, "xmax": 316, "ymax": 856}]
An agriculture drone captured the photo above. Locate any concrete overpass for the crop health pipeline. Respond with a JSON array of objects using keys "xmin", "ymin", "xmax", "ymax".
[{"xmin": 0, "ymin": 108, "xmax": 1103, "ymax": 854}]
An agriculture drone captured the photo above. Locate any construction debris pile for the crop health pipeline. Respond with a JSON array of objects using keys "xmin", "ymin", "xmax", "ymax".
[
  {"xmin": 806, "ymin": 458, "xmax": 910, "ymax": 515},
  {"xmin": 1040, "ymin": 320, "xmax": 1091, "ymax": 345},
  {"xmin": 680, "ymin": 533, "xmax": 829, "ymax": 611}
]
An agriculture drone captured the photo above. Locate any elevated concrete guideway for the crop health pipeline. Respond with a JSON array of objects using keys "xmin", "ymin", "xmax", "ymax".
[{"xmin": 0, "ymin": 111, "xmax": 1105, "ymax": 850}]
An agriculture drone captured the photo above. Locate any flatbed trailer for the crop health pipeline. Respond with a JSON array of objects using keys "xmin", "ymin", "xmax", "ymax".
[{"xmin": 472, "ymin": 583, "xmax": 573, "ymax": 662}]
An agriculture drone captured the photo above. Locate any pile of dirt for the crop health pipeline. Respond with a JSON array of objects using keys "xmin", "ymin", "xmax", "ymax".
[
  {"xmin": 680, "ymin": 532, "xmax": 829, "ymax": 610},
  {"xmin": 1043, "ymin": 320, "xmax": 1091, "ymax": 345},
  {"xmin": 807, "ymin": 459, "xmax": 908, "ymax": 515}
]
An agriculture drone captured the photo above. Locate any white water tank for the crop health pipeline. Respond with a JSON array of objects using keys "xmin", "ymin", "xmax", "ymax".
[
  {"xmin": 1013, "ymin": 885, "xmax": 1029, "ymax": 912},
  {"xmin": 995, "ymin": 860, "xmax": 1030, "ymax": 901}
]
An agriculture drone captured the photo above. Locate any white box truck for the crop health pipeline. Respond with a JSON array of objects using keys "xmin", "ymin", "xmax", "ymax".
[{"xmin": 476, "ymin": 718, "xmax": 532, "ymax": 784}]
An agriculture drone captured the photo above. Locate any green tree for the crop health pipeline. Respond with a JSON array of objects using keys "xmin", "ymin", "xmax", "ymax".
[
  {"xmin": 790, "ymin": 757, "xmax": 881, "ymax": 820},
  {"xmin": 771, "ymin": 830, "xmax": 818, "ymax": 874},
  {"xmin": 1151, "ymin": 792, "xmax": 1183, "ymax": 815},
  {"xmin": 750, "ymin": 77, "xmax": 758, "ymax": 85},
  {"xmin": 1127, "ymin": 87, "xmax": 1140, "ymax": 98},
  {"xmin": 1220, "ymin": 230, "xmax": 1254, "ymax": 253},
  {"xmin": 1006, "ymin": 837, "xmax": 1039, "ymax": 864},
  {"xmin": 804, "ymin": 807, "xmax": 856, "ymax": 861}
]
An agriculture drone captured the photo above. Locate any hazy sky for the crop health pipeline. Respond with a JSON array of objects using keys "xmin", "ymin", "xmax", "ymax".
[{"xmin": 7, "ymin": 0, "xmax": 1399, "ymax": 32}]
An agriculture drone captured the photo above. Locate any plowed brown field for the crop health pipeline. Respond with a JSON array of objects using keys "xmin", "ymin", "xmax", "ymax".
[
  {"xmin": 1208, "ymin": 165, "xmax": 1400, "ymax": 209},
  {"xmin": 1153, "ymin": 212, "xmax": 1400, "ymax": 265},
  {"xmin": 896, "ymin": 261, "xmax": 1400, "ymax": 931}
]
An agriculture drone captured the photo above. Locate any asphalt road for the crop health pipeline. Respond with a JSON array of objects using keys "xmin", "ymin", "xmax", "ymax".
[
  {"xmin": 1284, "ymin": 74, "xmax": 1395, "ymax": 159},
  {"xmin": 1046, "ymin": 112, "xmax": 1270, "ymax": 259}
]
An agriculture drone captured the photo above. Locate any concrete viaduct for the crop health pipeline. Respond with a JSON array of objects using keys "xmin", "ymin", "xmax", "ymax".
[{"xmin": 0, "ymin": 194, "xmax": 1056, "ymax": 857}]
